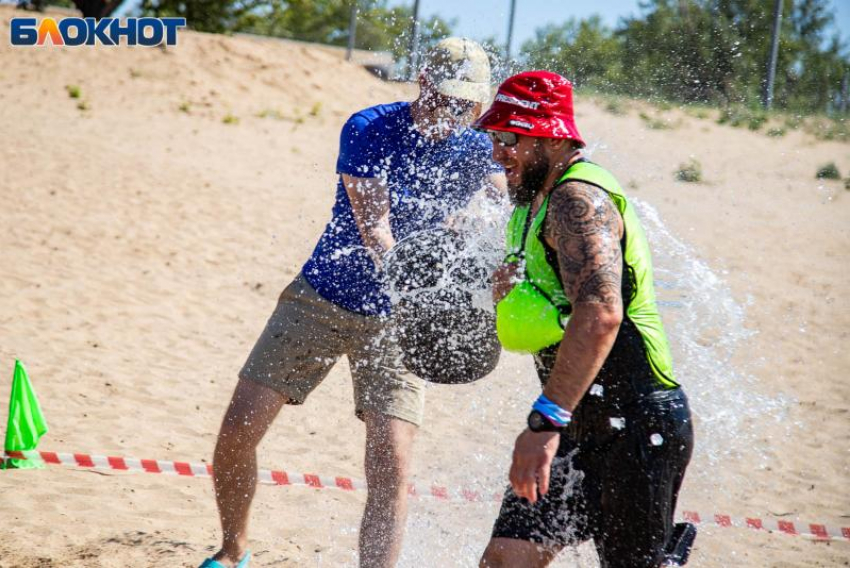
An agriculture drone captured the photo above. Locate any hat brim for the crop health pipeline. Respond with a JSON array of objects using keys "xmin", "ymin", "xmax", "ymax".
[
  {"xmin": 436, "ymin": 79, "xmax": 492, "ymax": 104},
  {"xmin": 474, "ymin": 105, "xmax": 585, "ymax": 147}
]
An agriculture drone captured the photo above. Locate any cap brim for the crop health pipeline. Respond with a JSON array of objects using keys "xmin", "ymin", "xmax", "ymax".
[{"xmin": 436, "ymin": 80, "xmax": 492, "ymax": 104}]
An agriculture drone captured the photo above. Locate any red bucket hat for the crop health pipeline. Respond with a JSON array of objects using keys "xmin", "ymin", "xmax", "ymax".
[{"xmin": 474, "ymin": 70, "xmax": 584, "ymax": 146}]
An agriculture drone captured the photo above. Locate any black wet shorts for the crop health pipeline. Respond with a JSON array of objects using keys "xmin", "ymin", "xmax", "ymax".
[{"xmin": 491, "ymin": 388, "xmax": 694, "ymax": 568}]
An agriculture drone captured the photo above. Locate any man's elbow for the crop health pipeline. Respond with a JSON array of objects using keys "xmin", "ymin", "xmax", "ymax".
[
  {"xmin": 574, "ymin": 304, "xmax": 623, "ymax": 338},
  {"xmin": 596, "ymin": 309, "xmax": 623, "ymax": 337}
]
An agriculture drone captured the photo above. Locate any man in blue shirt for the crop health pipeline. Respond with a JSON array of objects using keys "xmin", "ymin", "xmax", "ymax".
[{"xmin": 201, "ymin": 38, "xmax": 505, "ymax": 568}]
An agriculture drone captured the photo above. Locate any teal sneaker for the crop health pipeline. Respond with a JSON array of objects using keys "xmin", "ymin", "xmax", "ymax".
[{"xmin": 198, "ymin": 551, "xmax": 250, "ymax": 568}]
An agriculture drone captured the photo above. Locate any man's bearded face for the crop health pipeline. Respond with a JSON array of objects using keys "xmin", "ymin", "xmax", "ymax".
[{"xmin": 506, "ymin": 139, "xmax": 550, "ymax": 205}]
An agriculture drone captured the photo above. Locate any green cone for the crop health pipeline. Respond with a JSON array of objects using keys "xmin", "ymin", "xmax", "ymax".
[{"xmin": 3, "ymin": 360, "xmax": 48, "ymax": 469}]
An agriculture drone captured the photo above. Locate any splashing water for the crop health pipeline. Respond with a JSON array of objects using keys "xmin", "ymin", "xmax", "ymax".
[
  {"xmin": 633, "ymin": 197, "xmax": 791, "ymax": 471},
  {"xmin": 384, "ymin": 188, "xmax": 509, "ymax": 312},
  {"xmin": 388, "ymin": 196, "xmax": 790, "ymax": 567}
]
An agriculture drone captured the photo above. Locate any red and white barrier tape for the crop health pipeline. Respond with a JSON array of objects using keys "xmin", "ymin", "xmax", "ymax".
[{"xmin": 4, "ymin": 450, "xmax": 848, "ymax": 542}]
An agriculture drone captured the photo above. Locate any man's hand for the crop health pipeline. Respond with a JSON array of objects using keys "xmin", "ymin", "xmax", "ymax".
[
  {"xmin": 492, "ymin": 261, "xmax": 521, "ymax": 303},
  {"xmin": 509, "ymin": 428, "xmax": 560, "ymax": 504}
]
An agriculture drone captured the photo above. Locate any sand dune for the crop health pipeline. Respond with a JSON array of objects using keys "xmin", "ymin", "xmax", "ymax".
[{"xmin": 1, "ymin": 7, "xmax": 848, "ymax": 567}]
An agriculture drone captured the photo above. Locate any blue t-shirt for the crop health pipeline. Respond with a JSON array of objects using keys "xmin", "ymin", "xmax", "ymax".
[{"xmin": 302, "ymin": 101, "xmax": 501, "ymax": 316}]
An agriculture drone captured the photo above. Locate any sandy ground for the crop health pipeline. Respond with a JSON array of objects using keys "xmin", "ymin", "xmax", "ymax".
[{"xmin": 1, "ymin": 7, "xmax": 848, "ymax": 567}]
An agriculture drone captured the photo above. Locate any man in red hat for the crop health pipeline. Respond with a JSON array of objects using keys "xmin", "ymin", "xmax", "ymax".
[{"xmin": 475, "ymin": 71, "xmax": 695, "ymax": 567}]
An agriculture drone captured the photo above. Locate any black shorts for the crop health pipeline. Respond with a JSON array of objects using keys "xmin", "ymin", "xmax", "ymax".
[{"xmin": 491, "ymin": 388, "xmax": 694, "ymax": 568}]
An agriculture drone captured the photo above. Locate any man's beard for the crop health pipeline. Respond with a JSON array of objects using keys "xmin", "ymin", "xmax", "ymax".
[{"xmin": 508, "ymin": 151, "xmax": 550, "ymax": 206}]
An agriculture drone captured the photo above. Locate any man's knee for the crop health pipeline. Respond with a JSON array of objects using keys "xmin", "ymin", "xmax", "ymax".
[
  {"xmin": 479, "ymin": 538, "xmax": 555, "ymax": 568},
  {"xmin": 216, "ymin": 377, "xmax": 285, "ymax": 452},
  {"xmin": 479, "ymin": 540, "xmax": 503, "ymax": 568},
  {"xmin": 363, "ymin": 413, "xmax": 417, "ymax": 489},
  {"xmin": 364, "ymin": 446, "xmax": 411, "ymax": 490},
  {"xmin": 216, "ymin": 411, "xmax": 259, "ymax": 453},
  {"xmin": 480, "ymin": 539, "xmax": 512, "ymax": 568}
]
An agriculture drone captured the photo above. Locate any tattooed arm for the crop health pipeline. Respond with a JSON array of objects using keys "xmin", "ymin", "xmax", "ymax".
[
  {"xmin": 541, "ymin": 181, "xmax": 624, "ymax": 411},
  {"xmin": 508, "ymin": 181, "xmax": 625, "ymax": 504}
]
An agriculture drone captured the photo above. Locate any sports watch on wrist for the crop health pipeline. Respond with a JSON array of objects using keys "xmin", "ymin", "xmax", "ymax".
[{"xmin": 527, "ymin": 409, "xmax": 570, "ymax": 433}]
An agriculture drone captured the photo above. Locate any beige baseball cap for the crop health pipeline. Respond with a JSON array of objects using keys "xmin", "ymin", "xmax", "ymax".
[{"xmin": 421, "ymin": 37, "xmax": 492, "ymax": 104}]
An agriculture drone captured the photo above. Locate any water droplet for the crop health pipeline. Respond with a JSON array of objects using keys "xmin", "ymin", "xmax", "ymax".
[
  {"xmin": 650, "ymin": 433, "xmax": 664, "ymax": 446},
  {"xmin": 610, "ymin": 417, "xmax": 626, "ymax": 430}
]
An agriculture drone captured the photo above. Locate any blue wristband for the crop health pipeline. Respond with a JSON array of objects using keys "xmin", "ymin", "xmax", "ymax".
[{"xmin": 532, "ymin": 394, "xmax": 572, "ymax": 427}]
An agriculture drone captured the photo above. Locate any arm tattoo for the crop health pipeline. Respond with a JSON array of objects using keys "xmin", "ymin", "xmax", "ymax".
[{"xmin": 546, "ymin": 182, "xmax": 623, "ymax": 306}]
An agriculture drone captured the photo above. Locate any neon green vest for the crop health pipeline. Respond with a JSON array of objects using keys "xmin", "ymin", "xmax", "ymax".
[{"xmin": 495, "ymin": 161, "xmax": 678, "ymax": 388}]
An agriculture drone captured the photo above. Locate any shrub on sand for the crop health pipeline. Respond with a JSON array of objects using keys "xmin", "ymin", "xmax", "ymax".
[
  {"xmin": 806, "ymin": 119, "xmax": 850, "ymax": 142},
  {"xmin": 816, "ymin": 162, "xmax": 840, "ymax": 180},
  {"xmin": 603, "ymin": 98, "xmax": 626, "ymax": 116},
  {"xmin": 717, "ymin": 105, "xmax": 765, "ymax": 130},
  {"xmin": 66, "ymin": 85, "xmax": 81, "ymax": 99},
  {"xmin": 675, "ymin": 159, "xmax": 702, "ymax": 183},
  {"xmin": 716, "ymin": 106, "xmax": 737, "ymax": 125},
  {"xmin": 747, "ymin": 113, "xmax": 767, "ymax": 131},
  {"xmin": 684, "ymin": 106, "xmax": 711, "ymax": 120},
  {"xmin": 256, "ymin": 109, "xmax": 286, "ymax": 120},
  {"xmin": 783, "ymin": 115, "xmax": 804, "ymax": 131},
  {"xmin": 639, "ymin": 111, "xmax": 671, "ymax": 130}
]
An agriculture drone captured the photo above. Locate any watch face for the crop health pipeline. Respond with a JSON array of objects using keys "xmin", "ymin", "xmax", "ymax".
[{"xmin": 528, "ymin": 411, "xmax": 547, "ymax": 431}]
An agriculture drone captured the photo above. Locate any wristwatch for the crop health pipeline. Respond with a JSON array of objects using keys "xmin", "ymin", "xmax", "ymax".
[{"xmin": 527, "ymin": 410, "xmax": 570, "ymax": 433}]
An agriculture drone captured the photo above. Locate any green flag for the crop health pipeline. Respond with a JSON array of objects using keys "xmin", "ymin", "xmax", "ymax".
[{"xmin": 2, "ymin": 360, "xmax": 48, "ymax": 469}]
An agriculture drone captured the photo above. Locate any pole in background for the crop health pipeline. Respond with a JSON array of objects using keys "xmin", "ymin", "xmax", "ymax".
[
  {"xmin": 762, "ymin": 0, "xmax": 783, "ymax": 110},
  {"xmin": 505, "ymin": 0, "xmax": 517, "ymax": 62},
  {"xmin": 346, "ymin": 0, "xmax": 358, "ymax": 62},
  {"xmin": 408, "ymin": 0, "xmax": 422, "ymax": 80}
]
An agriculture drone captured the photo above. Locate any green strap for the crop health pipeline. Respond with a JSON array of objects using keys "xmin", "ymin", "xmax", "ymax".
[
  {"xmin": 498, "ymin": 161, "xmax": 678, "ymax": 388},
  {"xmin": 504, "ymin": 205, "xmax": 529, "ymax": 259}
]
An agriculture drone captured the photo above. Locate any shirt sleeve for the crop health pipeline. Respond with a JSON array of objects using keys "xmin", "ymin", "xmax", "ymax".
[{"xmin": 336, "ymin": 113, "xmax": 379, "ymax": 178}]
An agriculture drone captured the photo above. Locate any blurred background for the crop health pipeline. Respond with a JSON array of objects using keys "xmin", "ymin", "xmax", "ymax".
[{"xmin": 8, "ymin": 0, "xmax": 850, "ymax": 122}]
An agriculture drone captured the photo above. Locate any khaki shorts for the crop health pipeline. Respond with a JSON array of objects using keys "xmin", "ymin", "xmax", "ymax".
[{"xmin": 239, "ymin": 274, "xmax": 425, "ymax": 426}]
